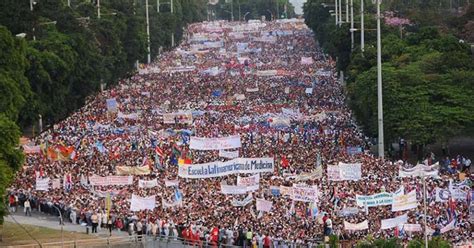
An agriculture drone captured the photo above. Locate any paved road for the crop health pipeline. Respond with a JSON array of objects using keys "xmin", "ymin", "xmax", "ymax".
[{"xmin": 5, "ymin": 207, "xmax": 127, "ymax": 237}]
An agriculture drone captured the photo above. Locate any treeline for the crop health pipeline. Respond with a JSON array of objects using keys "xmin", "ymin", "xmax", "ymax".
[
  {"xmin": 0, "ymin": 0, "xmax": 207, "ymax": 221},
  {"xmin": 303, "ymin": 0, "xmax": 474, "ymax": 157}
]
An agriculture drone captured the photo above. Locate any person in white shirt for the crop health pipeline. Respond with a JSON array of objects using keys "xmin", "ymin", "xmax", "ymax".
[{"xmin": 24, "ymin": 199, "xmax": 31, "ymax": 216}]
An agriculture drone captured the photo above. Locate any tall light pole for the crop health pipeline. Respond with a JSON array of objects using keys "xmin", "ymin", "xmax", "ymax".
[
  {"xmin": 361, "ymin": 0, "xmax": 365, "ymax": 52},
  {"xmin": 422, "ymin": 176, "xmax": 429, "ymax": 248},
  {"xmin": 345, "ymin": 0, "xmax": 349, "ymax": 22},
  {"xmin": 243, "ymin": 11, "xmax": 250, "ymax": 22},
  {"xmin": 339, "ymin": 0, "xmax": 342, "ymax": 25},
  {"xmin": 145, "ymin": 0, "xmax": 151, "ymax": 64},
  {"xmin": 97, "ymin": 0, "xmax": 101, "ymax": 19},
  {"xmin": 350, "ymin": 0, "xmax": 354, "ymax": 50},
  {"xmin": 375, "ymin": 0, "xmax": 384, "ymax": 158},
  {"xmin": 335, "ymin": 0, "xmax": 338, "ymax": 25}
]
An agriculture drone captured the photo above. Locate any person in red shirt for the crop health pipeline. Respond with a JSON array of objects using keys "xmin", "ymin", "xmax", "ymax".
[
  {"xmin": 210, "ymin": 226, "xmax": 219, "ymax": 247},
  {"xmin": 263, "ymin": 234, "xmax": 271, "ymax": 248}
]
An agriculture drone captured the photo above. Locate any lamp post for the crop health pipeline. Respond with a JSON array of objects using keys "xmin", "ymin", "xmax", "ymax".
[
  {"xmin": 350, "ymin": 0, "xmax": 354, "ymax": 50},
  {"xmin": 97, "ymin": 0, "xmax": 101, "ymax": 19},
  {"xmin": 243, "ymin": 11, "xmax": 250, "ymax": 22},
  {"xmin": 345, "ymin": 0, "xmax": 349, "ymax": 23},
  {"xmin": 361, "ymin": 0, "xmax": 365, "ymax": 52},
  {"xmin": 51, "ymin": 205, "xmax": 64, "ymax": 248},
  {"xmin": 422, "ymin": 176, "xmax": 429, "ymax": 248},
  {"xmin": 339, "ymin": 0, "xmax": 342, "ymax": 25},
  {"xmin": 145, "ymin": 0, "xmax": 151, "ymax": 64},
  {"xmin": 375, "ymin": 0, "xmax": 384, "ymax": 159},
  {"xmin": 335, "ymin": 0, "xmax": 338, "ymax": 25}
]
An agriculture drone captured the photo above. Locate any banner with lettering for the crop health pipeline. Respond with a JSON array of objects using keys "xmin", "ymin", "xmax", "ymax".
[
  {"xmin": 219, "ymin": 149, "xmax": 239, "ymax": 159},
  {"xmin": 381, "ymin": 214, "xmax": 408, "ymax": 229},
  {"xmin": 162, "ymin": 112, "xmax": 193, "ymax": 124},
  {"xmin": 328, "ymin": 162, "xmax": 362, "ymax": 181},
  {"xmin": 51, "ymin": 179, "xmax": 61, "ymax": 189},
  {"xmin": 398, "ymin": 164, "xmax": 439, "ymax": 178},
  {"xmin": 116, "ymin": 166, "xmax": 150, "ymax": 175},
  {"xmin": 356, "ymin": 192, "xmax": 394, "ymax": 207},
  {"xmin": 295, "ymin": 168, "xmax": 323, "ymax": 181},
  {"xmin": 130, "ymin": 194, "xmax": 156, "ymax": 211},
  {"xmin": 221, "ymin": 184, "xmax": 251, "ymax": 195},
  {"xmin": 161, "ymin": 198, "xmax": 182, "ymax": 208},
  {"xmin": 291, "ymin": 184, "xmax": 318, "ymax": 202},
  {"xmin": 403, "ymin": 224, "xmax": 422, "ymax": 232},
  {"xmin": 36, "ymin": 177, "xmax": 50, "ymax": 191},
  {"xmin": 237, "ymin": 174, "xmax": 260, "ymax": 191},
  {"xmin": 280, "ymin": 186, "xmax": 293, "ymax": 197},
  {"xmin": 256, "ymin": 199, "xmax": 273, "ymax": 212},
  {"xmin": 189, "ymin": 135, "xmax": 241, "ymax": 150},
  {"xmin": 89, "ymin": 175, "xmax": 133, "ymax": 186},
  {"xmin": 138, "ymin": 179, "xmax": 158, "ymax": 188},
  {"xmin": 178, "ymin": 157, "xmax": 274, "ymax": 178},
  {"xmin": 344, "ymin": 220, "xmax": 368, "ymax": 231},
  {"xmin": 391, "ymin": 190, "xmax": 418, "ymax": 212},
  {"xmin": 300, "ymin": 57, "xmax": 313, "ymax": 65},
  {"xmin": 164, "ymin": 179, "xmax": 179, "ymax": 187},
  {"xmin": 106, "ymin": 98, "xmax": 118, "ymax": 112},
  {"xmin": 232, "ymin": 194, "xmax": 253, "ymax": 207}
]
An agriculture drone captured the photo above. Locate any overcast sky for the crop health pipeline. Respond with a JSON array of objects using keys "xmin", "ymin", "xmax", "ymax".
[{"xmin": 289, "ymin": 0, "xmax": 306, "ymax": 15}]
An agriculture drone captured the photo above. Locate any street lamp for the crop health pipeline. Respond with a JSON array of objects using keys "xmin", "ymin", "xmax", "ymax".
[
  {"xmin": 145, "ymin": 0, "xmax": 151, "ymax": 64},
  {"xmin": 361, "ymin": 0, "xmax": 365, "ymax": 52},
  {"xmin": 51, "ymin": 205, "xmax": 64, "ymax": 248},
  {"xmin": 16, "ymin": 33, "xmax": 27, "ymax": 38},
  {"xmin": 374, "ymin": 0, "xmax": 384, "ymax": 159},
  {"xmin": 243, "ymin": 11, "xmax": 250, "ymax": 22}
]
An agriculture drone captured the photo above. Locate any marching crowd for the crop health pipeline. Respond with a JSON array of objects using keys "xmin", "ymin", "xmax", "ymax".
[{"xmin": 9, "ymin": 19, "xmax": 472, "ymax": 247}]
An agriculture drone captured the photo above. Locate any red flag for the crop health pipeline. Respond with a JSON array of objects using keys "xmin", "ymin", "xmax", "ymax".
[
  {"xmin": 155, "ymin": 146, "xmax": 165, "ymax": 158},
  {"xmin": 281, "ymin": 156, "xmax": 289, "ymax": 169}
]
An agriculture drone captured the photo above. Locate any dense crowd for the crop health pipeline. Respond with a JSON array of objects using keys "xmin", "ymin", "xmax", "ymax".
[{"xmin": 9, "ymin": 19, "xmax": 472, "ymax": 247}]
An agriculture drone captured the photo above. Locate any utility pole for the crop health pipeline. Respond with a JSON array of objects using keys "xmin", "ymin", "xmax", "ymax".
[
  {"xmin": 350, "ymin": 0, "xmax": 354, "ymax": 50},
  {"xmin": 335, "ymin": 0, "xmax": 338, "ymax": 25},
  {"xmin": 339, "ymin": 0, "xmax": 342, "ymax": 25},
  {"xmin": 376, "ymin": 0, "xmax": 384, "ymax": 158},
  {"xmin": 157, "ymin": 0, "xmax": 160, "ymax": 12},
  {"xmin": 231, "ymin": 0, "xmax": 234, "ymax": 21},
  {"xmin": 346, "ymin": 0, "xmax": 349, "ymax": 22},
  {"xmin": 145, "ymin": 0, "xmax": 151, "ymax": 63},
  {"xmin": 97, "ymin": 0, "xmax": 101, "ymax": 19},
  {"xmin": 361, "ymin": 0, "xmax": 365, "ymax": 52}
]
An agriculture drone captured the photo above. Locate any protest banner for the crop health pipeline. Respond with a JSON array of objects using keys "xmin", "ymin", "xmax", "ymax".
[
  {"xmin": 162, "ymin": 112, "xmax": 193, "ymax": 124},
  {"xmin": 435, "ymin": 188, "xmax": 451, "ymax": 202},
  {"xmin": 291, "ymin": 184, "xmax": 318, "ymax": 202},
  {"xmin": 116, "ymin": 166, "xmax": 150, "ymax": 175},
  {"xmin": 221, "ymin": 184, "xmax": 251, "ymax": 194},
  {"xmin": 89, "ymin": 175, "xmax": 133, "ymax": 186},
  {"xmin": 237, "ymin": 174, "xmax": 260, "ymax": 191},
  {"xmin": 344, "ymin": 220, "xmax": 368, "ymax": 231},
  {"xmin": 398, "ymin": 164, "xmax": 439, "ymax": 178},
  {"xmin": 36, "ymin": 177, "xmax": 50, "ymax": 191},
  {"xmin": 392, "ymin": 190, "xmax": 417, "ymax": 212},
  {"xmin": 164, "ymin": 179, "xmax": 179, "ymax": 187},
  {"xmin": 328, "ymin": 162, "xmax": 362, "ymax": 181},
  {"xmin": 256, "ymin": 199, "xmax": 273, "ymax": 212},
  {"xmin": 381, "ymin": 214, "xmax": 408, "ymax": 229},
  {"xmin": 189, "ymin": 135, "xmax": 241, "ymax": 150},
  {"xmin": 178, "ymin": 157, "xmax": 274, "ymax": 178},
  {"xmin": 117, "ymin": 112, "xmax": 139, "ymax": 120},
  {"xmin": 403, "ymin": 224, "xmax": 422, "ymax": 232},
  {"xmin": 22, "ymin": 145, "xmax": 41, "ymax": 154},
  {"xmin": 219, "ymin": 149, "xmax": 239, "ymax": 159},
  {"xmin": 338, "ymin": 207, "xmax": 359, "ymax": 217},
  {"xmin": 130, "ymin": 194, "xmax": 156, "ymax": 211},
  {"xmin": 232, "ymin": 194, "xmax": 253, "ymax": 207},
  {"xmin": 440, "ymin": 219, "xmax": 456, "ymax": 233},
  {"xmin": 356, "ymin": 192, "xmax": 394, "ymax": 207},
  {"xmin": 280, "ymin": 186, "xmax": 293, "ymax": 197},
  {"xmin": 106, "ymin": 98, "xmax": 118, "ymax": 112},
  {"xmin": 300, "ymin": 57, "xmax": 314, "ymax": 65},
  {"xmin": 270, "ymin": 186, "xmax": 281, "ymax": 196},
  {"xmin": 295, "ymin": 168, "xmax": 323, "ymax": 181},
  {"xmin": 51, "ymin": 179, "xmax": 61, "ymax": 189},
  {"xmin": 138, "ymin": 179, "xmax": 158, "ymax": 188},
  {"xmin": 161, "ymin": 198, "xmax": 182, "ymax": 208}
]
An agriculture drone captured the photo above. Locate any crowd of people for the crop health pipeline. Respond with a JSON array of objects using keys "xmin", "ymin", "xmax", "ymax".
[{"xmin": 9, "ymin": 19, "xmax": 472, "ymax": 247}]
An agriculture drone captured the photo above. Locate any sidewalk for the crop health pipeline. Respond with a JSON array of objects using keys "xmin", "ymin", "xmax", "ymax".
[{"xmin": 4, "ymin": 208, "xmax": 127, "ymax": 238}]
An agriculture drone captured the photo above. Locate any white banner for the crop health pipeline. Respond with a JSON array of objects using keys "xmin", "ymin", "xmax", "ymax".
[
  {"xmin": 178, "ymin": 157, "xmax": 274, "ymax": 178},
  {"xmin": 300, "ymin": 57, "xmax": 314, "ymax": 65},
  {"xmin": 130, "ymin": 194, "xmax": 156, "ymax": 211},
  {"xmin": 221, "ymin": 184, "xmax": 251, "ymax": 195},
  {"xmin": 36, "ymin": 177, "xmax": 50, "ymax": 191},
  {"xmin": 164, "ymin": 179, "xmax": 179, "ymax": 187},
  {"xmin": 295, "ymin": 168, "xmax": 323, "ymax": 181},
  {"xmin": 291, "ymin": 184, "xmax": 318, "ymax": 202},
  {"xmin": 117, "ymin": 112, "xmax": 139, "ymax": 120},
  {"xmin": 138, "ymin": 179, "xmax": 158, "ymax": 188},
  {"xmin": 161, "ymin": 198, "xmax": 182, "ymax": 208},
  {"xmin": 219, "ymin": 150, "xmax": 239, "ymax": 159},
  {"xmin": 51, "ymin": 179, "xmax": 61, "ymax": 189},
  {"xmin": 256, "ymin": 199, "xmax": 273, "ymax": 212},
  {"xmin": 162, "ymin": 112, "xmax": 193, "ymax": 124},
  {"xmin": 232, "ymin": 194, "xmax": 253, "ymax": 207},
  {"xmin": 435, "ymin": 188, "xmax": 451, "ymax": 202},
  {"xmin": 237, "ymin": 174, "xmax": 260, "ymax": 191},
  {"xmin": 190, "ymin": 135, "xmax": 241, "ymax": 150},
  {"xmin": 440, "ymin": 219, "xmax": 456, "ymax": 233},
  {"xmin": 398, "ymin": 164, "xmax": 439, "ymax": 178},
  {"xmin": 403, "ymin": 224, "xmax": 422, "ymax": 232},
  {"xmin": 89, "ymin": 175, "xmax": 133, "ymax": 186},
  {"xmin": 328, "ymin": 162, "xmax": 362, "ymax": 181},
  {"xmin": 344, "ymin": 220, "xmax": 369, "ymax": 231},
  {"xmin": 392, "ymin": 190, "xmax": 418, "ymax": 212},
  {"xmin": 381, "ymin": 214, "xmax": 408, "ymax": 229}
]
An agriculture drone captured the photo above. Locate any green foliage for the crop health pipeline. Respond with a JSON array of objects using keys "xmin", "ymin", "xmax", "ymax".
[
  {"xmin": 407, "ymin": 237, "xmax": 450, "ymax": 248},
  {"xmin": 304, "ymin": 0, "xmax": 474, "ymax": 150}
]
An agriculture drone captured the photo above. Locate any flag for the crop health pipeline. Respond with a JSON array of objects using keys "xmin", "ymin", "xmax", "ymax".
[
  {"xmin": 309, "ymin": 201, "xmax": 318, "ymax": 218},
  {"xmin": 281, "ymin": 156, "xmax": 289, "ymax": 169},
  {"xmin": 155, "ymin": 146, "xmax": 165, "ymax": 158},
  {"xmin": 63, "ymin": 173, "xmax": 72, "ymax": 191},
  {"xmin": 95, "ymin": 141, "xmax": 107, "ymax": 153},
  {"xmin": 105, "ymin": 192, "xmax": 112, "ymax": 216}
]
